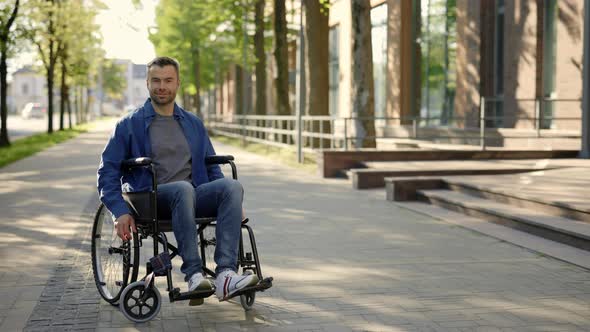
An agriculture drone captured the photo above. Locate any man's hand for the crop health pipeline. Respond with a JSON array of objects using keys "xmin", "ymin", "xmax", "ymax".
[{"xmin": 115, "ymin": 214, "xmax": 137, "ymax": 241}]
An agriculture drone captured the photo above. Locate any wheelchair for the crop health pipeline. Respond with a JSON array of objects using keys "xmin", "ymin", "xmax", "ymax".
[{"xmin": 91, "ymin": 155, "xmax": 273, "ymax": 323}]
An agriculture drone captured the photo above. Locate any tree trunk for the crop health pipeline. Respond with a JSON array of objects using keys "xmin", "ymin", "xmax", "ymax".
[
  {"xmin": 0, "ymin": 48, "xmax": 9, "ymax": 147},
  {"xmin": 235, "ymin": 65, "xmax": 244, "ymax": 115},
  {"xmin": 46, "ymin": 0, "xmax": 57, "ymax": 134},
  {"xmin": 192, "ymin": 45, "xmax": 201, "ymax": 116},
  {"xmin": 0, "ymin": 0, "xmax": 18, "ymax": 147},
  {"xmin": 350, "ymin": 0, "xmax": 376, "ymax": 148},
  {"xmin": 304, "ymin": 0, "xmax": 330, "ymax": 148},
  {"xmin": 254, "ymin": 0, "xmax": 267, "ymax": 115},
  {"xmin": 85, "ymin": 87, "xmax": 91, "ymax": 122},
  {"xmin": 47, "ymin": 60, "xmax": 55, "ymax": 133},
  {"xmin": 66, "ymin": 84, "xmax": 72, "ymax": 128},
  {"xmin": 76, "ymin": 86, "xmax": 82, "ymax": 124},
  {"xmin": 274, "ymin": 0, "xmax": 291, "ymax": 116},
  {"xmin": 219, "ymin": 75, "xmax": 224, "ymax": 116},
  {"xmin": 59, "ymin": 55, "xmax": 67, "ymax": 130},
  {"xmin": 74, "ymin": 86, "xmax": 79, "ymax": 124},
  {"xmin": 182, "ymin": 91, "xmax": 190, "ymax": 112}
]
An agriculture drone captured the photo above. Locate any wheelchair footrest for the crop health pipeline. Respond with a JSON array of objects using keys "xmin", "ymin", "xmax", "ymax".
[
  {"xmin": 227, "ymin": 277, "xmax": 273, "ymax": 299},
  {"xmin": 169, "ymin": 287, "xmax": 215, "ymax": 302}
]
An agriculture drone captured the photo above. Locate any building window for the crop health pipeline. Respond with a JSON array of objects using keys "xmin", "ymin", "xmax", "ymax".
[
  {"xmin": 329, "ymin": 25, "xmax": 340, "ymax": 117},
  {"xmin": 490, "ymin": 0, "xmax": 505, "ymax": 128},
  {"xmin": 22, "ymin": 83, "xmax": 29, "ymax": 95},
  {"xmin": 420, "ymin": 0, "xmax": 457, "ymax": 127},
  {"xmin": 371, "ymin": 4, "xmax": 388, "ymax": 120},
  {"xmin": 542, "ymin": 0, "xmax": 557, "ymax": 129}
]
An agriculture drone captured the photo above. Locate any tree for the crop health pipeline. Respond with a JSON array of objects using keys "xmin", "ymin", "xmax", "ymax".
[
  {"xmin": 273, "ymin": 0, "xmax": 290, "ymax": 116},
  {"xmin": 0, "ymin": 0, "xmax": 19, "ymax": 147},
  {"xmin": 25, "ymin": 0, "xmax": 62, "ymax": 133},
  {"xmin": 253, "ymin": 0, "xmax": 266, "ymax": 115},
  {"xmin": 350, "ymin": 0, "xmax": 376, "ymax": 148},
  {"xmin": 100, "ymin": 58, "xmax": 127, "ymax": 112},
  {"xmin": 56, "ymin": 0, "xmax": 103, "ymax": 127},
  {"xmin": 304, "ymin": 0, "xmax": 330, "ymax": 147},
  {"xmin": 150, "ymin": 0, "xmax": 241, "ymax": 115}
]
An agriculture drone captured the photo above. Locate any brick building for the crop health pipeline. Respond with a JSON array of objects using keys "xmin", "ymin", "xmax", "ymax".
[{"xmin": 207, "ymin": 0, "xmax": 586, "ymax": 149}]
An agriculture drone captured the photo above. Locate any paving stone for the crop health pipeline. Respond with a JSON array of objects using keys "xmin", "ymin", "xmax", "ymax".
[{"xmin": 6, "ymin": 131, "xmax": 590, "ymax": 331}]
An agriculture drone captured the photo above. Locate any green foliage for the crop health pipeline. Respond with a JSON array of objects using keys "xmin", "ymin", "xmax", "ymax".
[
  {"xmin": 420, "ymin": 0, "xmax": 457, "ymax": 115},
  {"xmin": 0, "ymin": 0, "xmax": 22, "ymax": 57},
  {"xmin": 421, "ymin": 0, "xmax": 457, "ymax": 90},
  {"xmin": 18, "ymin": 0, "xmax": 103, "ymax": 84},
  {"xmin": 61, "ymin": 0, "xmax": 104, "ymax": 87},
  {"xmin": 148, "ymin": 0, "xmax": 256, "ymax": 95},
  {"xmin": 101, "ymin": 59, "xmax": 127, "ymax": 100}
]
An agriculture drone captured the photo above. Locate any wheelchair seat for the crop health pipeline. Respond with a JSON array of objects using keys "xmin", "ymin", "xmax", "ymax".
[{"xmin": 122, "ymin": 191, "xmax": 216, "ymax": 232}]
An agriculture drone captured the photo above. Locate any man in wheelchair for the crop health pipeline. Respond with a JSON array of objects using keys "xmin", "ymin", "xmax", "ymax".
[{"xmin": 97, "ymin": 56, "xmax": 258, "ymax": 302}]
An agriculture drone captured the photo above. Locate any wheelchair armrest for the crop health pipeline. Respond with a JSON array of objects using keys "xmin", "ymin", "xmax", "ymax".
[
  {"xmin": 205, "ymin": 155, "xmax": 234, "ymax": 165},
  {"xmin": 121, "ymin": 157, "xmax": 153, "ymax": 170}
]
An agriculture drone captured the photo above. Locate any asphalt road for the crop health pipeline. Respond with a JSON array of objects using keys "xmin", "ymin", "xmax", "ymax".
[{"xmin": 6, "ymin": 114, "xmax": 79, "ymax": 141}]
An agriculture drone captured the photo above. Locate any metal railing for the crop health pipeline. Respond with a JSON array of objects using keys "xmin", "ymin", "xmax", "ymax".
[{"xmin": 205, "ymin": 96, "xmax": 582, "ymax": 160}]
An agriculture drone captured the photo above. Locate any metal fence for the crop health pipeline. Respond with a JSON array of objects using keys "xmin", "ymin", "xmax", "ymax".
[{"xmin": 205, "ymin": 97, "xmax": 582, "ymax": 160}]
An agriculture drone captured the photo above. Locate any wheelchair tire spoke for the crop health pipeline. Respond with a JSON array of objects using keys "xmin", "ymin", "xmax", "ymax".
[{"xmin": 92, "ymin": 204, "xmax": 138, "ymax": 304}]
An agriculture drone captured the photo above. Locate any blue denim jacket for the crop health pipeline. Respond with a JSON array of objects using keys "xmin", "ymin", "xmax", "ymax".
[{"xmin": 97, "ymin": 99, "xmax": 224, "ymax": 219}]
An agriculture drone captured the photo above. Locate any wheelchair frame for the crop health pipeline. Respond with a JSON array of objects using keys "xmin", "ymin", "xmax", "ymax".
[{"xmin": 91, "ymin": 155, "xmax": 272, "ymax": 323}]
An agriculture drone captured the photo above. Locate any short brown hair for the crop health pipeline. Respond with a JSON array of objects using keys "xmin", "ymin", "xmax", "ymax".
[{"xmin": 147, "ymin": 56, "xmax": 180, "ymax": 77}]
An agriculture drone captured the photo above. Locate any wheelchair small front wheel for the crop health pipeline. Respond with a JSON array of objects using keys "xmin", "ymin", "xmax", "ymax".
[
  {"xmin": 119, "ymin": 281, "xmax": 161, "ymax": 323},
  {"xmin": 240, "ymin": 291, "xmax": 256, "ymax": 311}
]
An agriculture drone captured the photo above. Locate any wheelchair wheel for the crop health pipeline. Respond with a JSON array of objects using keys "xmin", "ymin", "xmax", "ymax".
[
  {"xmin": 91, "ymin": 203, "xmax": 139, "ymax": 304},
  {"xmin": 119, "ymin": 281, "xmax": 161, "ymax": 323},
  {"xmin": 240, "ymin": 291, "xmax": 256, "ymax": 311}
]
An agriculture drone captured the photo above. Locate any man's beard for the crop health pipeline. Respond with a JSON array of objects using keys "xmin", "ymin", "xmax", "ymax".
[{"xmin": 150, "ymin": 91, "xmax": 176, "ymax": 106}]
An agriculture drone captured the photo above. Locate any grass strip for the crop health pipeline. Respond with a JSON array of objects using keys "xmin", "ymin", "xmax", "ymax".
[
  {"xmin": 211, "ymin": 134, "xmax": 318, "ymax": 173},
  {"xmin": 0, "ymin": 122, "xmax": 94, "ymax": 168}
]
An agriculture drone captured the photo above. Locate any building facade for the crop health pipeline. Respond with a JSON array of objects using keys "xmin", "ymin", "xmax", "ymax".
[
  {"xmin": 207, "ymin": 0, "xmax": 586, "ymax": 149},
  {"xmin": 10, "ymin": 66, "xmax": 47, "ymax": 115},
  {"xmin": 112, "ymin": 59, "xmax": 149, "ymax": 109}
]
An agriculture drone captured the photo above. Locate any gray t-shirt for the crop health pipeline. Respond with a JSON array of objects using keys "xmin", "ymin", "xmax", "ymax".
[{"xmin": 149, "ymin": 114, "xmax": 192, "ymax": 184}]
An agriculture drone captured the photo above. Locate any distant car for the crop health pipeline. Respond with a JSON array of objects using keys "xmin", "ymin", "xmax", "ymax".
[{"xmin": 21, "ymin": 103, "xmax": 46, "ymax": 119}]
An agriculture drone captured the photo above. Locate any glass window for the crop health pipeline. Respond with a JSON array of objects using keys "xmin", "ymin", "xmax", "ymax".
[
  {"xmin": 490, "ymin": 0, "xmax": 506, "ymax": 128},
  {"xmin": 22, "ymin": 83, "xmax": 29, "ymax": 95},
  {"xmin": 420, "ymin": 0, "xmax": 457, "ymax": 127},
  {"xmin": 371, "ymin": 4, "xmax": 388, "ymax": 120},
  {"xmin": 329, "ymin": 25, "xmax": 340, "ymax": 117},
  {"xmin": 542, "ymin": 0, "xmax": 557, "ymax": 129}
]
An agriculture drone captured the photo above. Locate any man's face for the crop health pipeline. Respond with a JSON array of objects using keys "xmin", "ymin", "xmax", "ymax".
[{"xmin": 146, "ymin": 65, "xmax": 180, "ymax": 106}]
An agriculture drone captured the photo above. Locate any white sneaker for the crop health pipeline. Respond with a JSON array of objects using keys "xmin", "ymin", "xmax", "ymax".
[
  {"xmin": 215, "ymin": 270, "xmax": 259, "ymax": 301},
  {"xmin": 188, "ymin": 273, "xmax": 214, "ymax": 292}
]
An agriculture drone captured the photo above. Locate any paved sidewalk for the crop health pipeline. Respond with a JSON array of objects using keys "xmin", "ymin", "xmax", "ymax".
[
  {"xmin": 0, "ymin": 119, "xmax": 117, "ymax": 331},
  {"xmin": 1, "ymin": 122, "xmax": 590, "ymax": 331}
]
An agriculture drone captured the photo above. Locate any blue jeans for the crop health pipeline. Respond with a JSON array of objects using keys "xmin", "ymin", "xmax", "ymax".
[{"xmin": 156, "ymin": 179, "xmax": 243, "ymax": 281}]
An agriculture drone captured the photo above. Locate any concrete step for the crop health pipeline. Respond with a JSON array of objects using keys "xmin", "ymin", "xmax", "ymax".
[
  {"xmin": 444, "ymin": 180, "xmax": 590, "ymax": 223},
  {"xmin": 349, "ymin": 167, "xmax": 543, "ymax": 189},
  {"xmin": 417, "ymin": 189, "xmax": 590, "ymax": 251}
]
